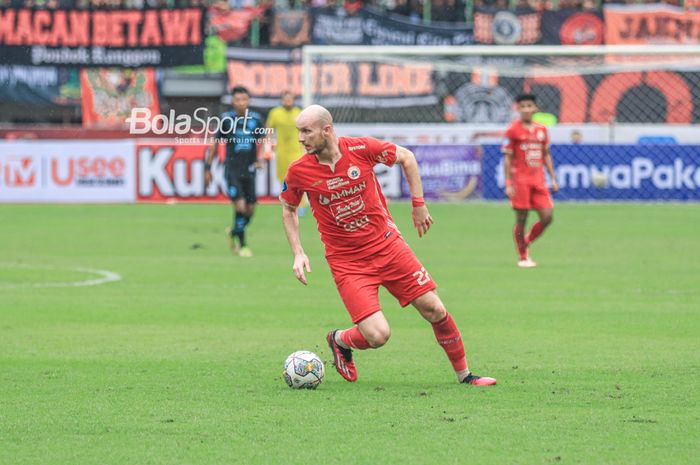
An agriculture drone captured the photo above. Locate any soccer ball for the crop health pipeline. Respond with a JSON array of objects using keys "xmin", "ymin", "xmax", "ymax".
[{"xmin": 283, "ymin": 350, "xmax": 324, "ymax": 389}]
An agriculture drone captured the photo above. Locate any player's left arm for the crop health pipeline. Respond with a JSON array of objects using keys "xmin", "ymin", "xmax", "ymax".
[
  {"xmin": 543, "ymin": 144, "xmax": 558, "ymax": 192},
  {"xmin": 395, "ymin": 145, "xmax": 434, "ymax": 238}
]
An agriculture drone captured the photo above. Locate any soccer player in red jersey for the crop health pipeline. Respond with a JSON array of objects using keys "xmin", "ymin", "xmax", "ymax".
[
  {"xmin": 280, "ymin": 105, "xmax": 496, "ymax": 387},
  {"xmin": 502, "ymin": 94, "xmax": 559, "ymax": 268}
]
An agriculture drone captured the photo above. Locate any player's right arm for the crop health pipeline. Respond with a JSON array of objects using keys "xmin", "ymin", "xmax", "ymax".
[
  {"xmin": 281, "ymin": 201, "xmax": 311, "ymax": 285},
  {"xmin": 501, "ymin": 129, "xmax": 515, "ymax": 199},
  {"xmin": 280, "ymin": 173, "xmax": 310, "ymax": 285},
  {"xmin": 204, "ymin": 140, "xmax": 218, "ymax": 187}
]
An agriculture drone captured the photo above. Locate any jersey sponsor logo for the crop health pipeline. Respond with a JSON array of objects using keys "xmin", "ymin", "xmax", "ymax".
[
  {"xmin": 324, "ymin": 181, "xmax": 366, "ymax": 203},
  {"xmin": 329, "ymin": 195, "xmax": 370, "ymax": 231},
  {"xmin": 342, "ymin": 214, "xmax": 370, "ymax": 231},
  {"xmin": 347, "ymin": 144, "xmax": 366, "ymax": 151},
  {"xmin": 347, "ymin": 165, "xmax": 361, "ymax": 180},
  {"xmin": 331, "ymin": 195, "xmax": 364, "ymax": 221},
  {"xmin": 525, "ymin": 151, "xmax": 543, "ymax": 167},
  {"xmin": 327, "ymin": 176, "xmax": 350, "ymax": 190},
  {"xmin": 376, "ymin": 150, "xmax": 390, "ymax": 164},
  {"xmin": 311, "ymin": 180, "xmax": 323, "ymax": 187}
]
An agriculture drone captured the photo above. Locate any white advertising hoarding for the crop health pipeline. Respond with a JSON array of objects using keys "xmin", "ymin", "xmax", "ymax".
[{"xmin": 0, "ymin": 140, "xmax": 135, "ymax": 203}]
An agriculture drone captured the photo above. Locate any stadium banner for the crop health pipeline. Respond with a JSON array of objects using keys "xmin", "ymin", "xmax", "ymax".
[
  {"xmin": 135, "ymin": 141, "xmax": 271, "ymax": 203},
  {"xmin": 0, "ymin": 65, "xmax": 79, "ymax": 106},
  {"xmin": 81, "ymin": 68, "xmax": 160, "ymax": 127},
  {"xmin": 270, "ymin": 10, "xmax": 311, "ymax": 47},
  {"xmin": 540, "ymin": 9, "xmax": 604, "ymax": 45},
  {"xmin": 482, "ymin": 144, "xmax": 700, "ymax": 201},
  {"xmin": 227, "ymin": 47, "xmax": 439, "ymax": 117},
  {"xmin": 402, "ymin": 145, "xmax": 481, "ymax": 201},
  {"xmin": 209, "ymin": 5, "xmax": 266, "ymax": 43},
  {"xmin": 0, "ymin": 140, "xmax": 135, "ymax": 203},
  {"xmin": 604, "ymin": 4, "xmax": 700, "ymax": 45},
  {"xmin": 440, "ymin": 68, "xmax": 700, "ymax": 124},
  {"xmin": 473, "ymin": 8, "xmax": 540, "ymax": 45},
  {"xmin": 229, "ymin": 48, "xmax": 700, "ymax": 124},
  {"xmin": 310, "ymin": 6, "xmax": 474, "ymax": 45},
  {"xmin": 0, "ymin": 8, "xmax": 206, "ymax": 67}
]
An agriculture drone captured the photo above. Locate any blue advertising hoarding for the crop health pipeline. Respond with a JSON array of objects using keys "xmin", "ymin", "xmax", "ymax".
[
  {"xmin": 403, "ymin": 145, "xmax": 482, "ymax": 201},
  {"xmin": 482, "ymin": 144, "xmax": 700, "ymax": 201}
]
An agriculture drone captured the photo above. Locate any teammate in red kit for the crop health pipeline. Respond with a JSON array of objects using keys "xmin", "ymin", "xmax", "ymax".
[
  {"xmin": 502, "ymin": 94, "xmax": 559, "ymax": 268},
  {"xmin": 280, "ymin": 105, "xmax": 496, "ymax": 386}
]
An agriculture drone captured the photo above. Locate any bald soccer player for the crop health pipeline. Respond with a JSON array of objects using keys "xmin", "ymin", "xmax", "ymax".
[{"xmin": 279, "ymin": 105, "xmax": 497, "ymax": 386}]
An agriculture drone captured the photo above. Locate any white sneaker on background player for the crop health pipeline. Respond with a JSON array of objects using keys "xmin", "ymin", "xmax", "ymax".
[{"xmin": 517, "ymin": 257, "xmax": 537, "ymax": 268}]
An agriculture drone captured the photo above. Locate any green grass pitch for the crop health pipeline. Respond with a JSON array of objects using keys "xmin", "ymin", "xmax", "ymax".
[{"xmin": 1, "ymin": 202, "xmax": 698, "ymax": 465}]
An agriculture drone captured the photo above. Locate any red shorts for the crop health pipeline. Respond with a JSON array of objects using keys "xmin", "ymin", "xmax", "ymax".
[
  {"xmin": 511, "ymin": 181, "xmax": 553, "ymax": 210},
  {"xmin": 327, "ymin": 237, "xmax": 437, "ymax": 324}
]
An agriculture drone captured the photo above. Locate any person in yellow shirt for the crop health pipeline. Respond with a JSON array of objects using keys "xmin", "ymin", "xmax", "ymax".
[
  {"xmin": 266, "ymin": 90, "xmax": 306, "ymax": 214},
  {"xmin": 266, "ymin": 90, "xmax": 303, "ymax": 184}
]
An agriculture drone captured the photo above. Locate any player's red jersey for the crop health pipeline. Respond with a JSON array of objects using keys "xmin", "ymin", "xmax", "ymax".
[
  {"xmin": 280, "ymin": 136, "xmax": 400, "ymax": 259},
  {"xmin": 502, "ymin": 120, "xmax": 550, "ymax": 185}
]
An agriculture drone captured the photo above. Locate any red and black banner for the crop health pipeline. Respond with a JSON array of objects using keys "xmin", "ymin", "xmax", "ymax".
[
  {"xmin": 0, "ymin": 8, "xmax": 206, "ymax": 67},
  {"xmin": 540, "ymin": 8, "xmax": 604, "ymax": 45}
]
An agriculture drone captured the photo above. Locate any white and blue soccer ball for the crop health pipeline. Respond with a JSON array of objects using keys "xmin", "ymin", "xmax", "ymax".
[{"xmin": 283, "ymin": 350, "xmax": 324, "ymax": 389}]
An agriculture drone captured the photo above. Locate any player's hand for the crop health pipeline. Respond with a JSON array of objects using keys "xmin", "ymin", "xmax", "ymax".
[
  {"xmin": 292, "ymin": 253, "xmax": 311, "ymax": 285},
  {"xmin": 551, "ymin": 180, "xmax": 559, "ymax": 192},
  {"xmin": 505, "ymin": 185, "xmax": 515, "ymax": 198},
  {"xmin": 412, "ymin": 205, "xmax": 434, "ymax": 238},
  {"xmin": 204, "ymin": 169, "xmax": 212, "ymax": 187}
]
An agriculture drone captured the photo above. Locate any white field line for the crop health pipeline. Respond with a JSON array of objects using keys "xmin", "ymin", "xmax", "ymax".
[{"xmin": 0, "ymin": 263, "xmax": 122, "ymax": 289}]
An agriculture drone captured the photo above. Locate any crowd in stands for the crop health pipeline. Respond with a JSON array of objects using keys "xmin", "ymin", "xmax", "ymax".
[{"xmin": 0, "ymin": 0, "xmax": 690, "ymax": 14}]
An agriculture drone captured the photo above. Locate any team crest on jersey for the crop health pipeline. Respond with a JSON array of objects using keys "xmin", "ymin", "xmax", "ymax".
[
  {"xmin": 347, "ymin": 166, "xmax": 361, "ymax": 180},
  {"xmin": 537, "ymin": 130, "xmax": 545, "ymax": 141}
]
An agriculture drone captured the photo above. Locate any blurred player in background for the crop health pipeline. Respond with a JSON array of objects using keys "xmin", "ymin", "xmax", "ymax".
[
  {"xmin": 266, "ymin": 91, "xmax": 303, "ymax": 183},
  {"xmin": 280, "ymin": 105, "xmax": 496, "ymax": 387},
  {"xmin": 502, "ymin": 94, "xmax": 559, "ymax": 268},
  {"xmin": 266, "ymin": 90, "xmax": 306, "ymax": 215},
  {"xmin": 205, "ymin": 86, "xmax": 265, "ymax": 257}
]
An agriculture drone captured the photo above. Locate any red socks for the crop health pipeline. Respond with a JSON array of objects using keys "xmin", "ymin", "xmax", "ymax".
[
  {"xmin": 339, "ymin": 314, "xmax": 469, "ymax": 374},
  {"xmin": 526, "ymin": 221, "xmax": 545, "ymax": 245},
  {"xmin": 513, "ymin": 224, "xmax": 528, "ymax": 260},
  {"xmin": 431, "ymin": 313, "xmax": 468, "ymax": 372},
  {"xmin": 339, "ymin": 326, "xmax": 371, "ymax": 350}
]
